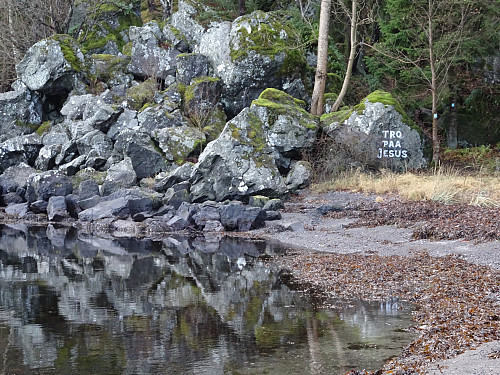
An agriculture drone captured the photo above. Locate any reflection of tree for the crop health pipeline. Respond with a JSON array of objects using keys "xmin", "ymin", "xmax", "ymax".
[{"xmin": 306, "ymin": 315, "xmax": 324, "ymax": 375}]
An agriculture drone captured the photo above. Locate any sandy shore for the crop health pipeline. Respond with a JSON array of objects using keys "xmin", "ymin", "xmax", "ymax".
[{"xmin": 252, "ymin": 190, "xmax": 500, "ymax": 374}]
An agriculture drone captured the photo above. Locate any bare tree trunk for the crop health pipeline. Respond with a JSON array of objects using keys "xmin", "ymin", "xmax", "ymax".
[
  {"xmin": 306, "ymin": 316, "xmax": 324, "ymax": 375},
  {"xmin": 238, "ymin": 0, "xmax": 246, "ymax": 16},
  {"xmin": 447, "ymin": 97, "xmax": 458, "ymax": 149},
  {"xmin": 6, "ymin": 0, "xmax": 21, "ymax": 62},
  {"xmin": 428, "ymin": 0, "xmax": 440, "ymax": 164},
  {"xmin": 310, "ymin": 0, "xmax": 332, "ymax": 116},
  {"xmin": 330, "ymin": 0, "xmax": 357, "ymax": 113}
]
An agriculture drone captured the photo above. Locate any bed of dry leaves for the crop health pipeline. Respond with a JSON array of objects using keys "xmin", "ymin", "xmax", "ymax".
[
  {"xmin": 276, "ymin": 196, "xmax": 500, "ymax": 374},
  {"xmin": 278, "ymin": 251, "xmax": 500, "ymax": 374},
  {"xmin": 339, "ymin": 199, "xmax": 500, "ymax": 243}
]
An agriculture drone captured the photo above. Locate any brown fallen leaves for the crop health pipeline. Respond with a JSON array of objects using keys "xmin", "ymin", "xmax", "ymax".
[
  {"xmin": 277, "ymin": 251, "xmax": 500, "ymax": 374},
  {"xmin": 326, "ymin": 199, "xmax": 500, "ymax": 243}
]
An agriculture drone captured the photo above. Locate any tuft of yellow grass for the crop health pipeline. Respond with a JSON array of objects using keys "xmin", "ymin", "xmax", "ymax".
[{"xmin": 312, "ymin": 167, "xmax": 500, "ymax": 206}]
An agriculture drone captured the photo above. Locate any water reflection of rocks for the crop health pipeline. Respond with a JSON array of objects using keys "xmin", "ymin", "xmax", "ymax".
[{"xmin": 0, "ymin": 224, "xmax": 414, "ymax": 375}]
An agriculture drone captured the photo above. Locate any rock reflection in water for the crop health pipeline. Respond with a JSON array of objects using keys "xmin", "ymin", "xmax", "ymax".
[{"xmin": 0, "ymin": 224, "xmax": 415, "ymax": 375}]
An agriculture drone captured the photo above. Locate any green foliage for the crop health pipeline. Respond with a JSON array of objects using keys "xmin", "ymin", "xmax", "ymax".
[
  {"xmin": 443, "ymin": 145, "xmax": 500, "ymax": 171},
  {"xmin": 367, "ymin": 0, "xmax": 499, "ymax": 96},
  {"xmin": 464, "ymin": 87, "xmax": 500, "ymax": 134},
  {"xmin": 51, "ymin": 34, "xmax": 85, "ymax": 72},
  {"xmin": 36, "ymin": 121, "xmax": 51, "ymax": 136},
  {"xmin": 77, "ymin": 1, "xmax": 142, "ymax": 54},
  {"xmin": 126, "ymin": 78, "xmax": 158, "ymax": 110}
]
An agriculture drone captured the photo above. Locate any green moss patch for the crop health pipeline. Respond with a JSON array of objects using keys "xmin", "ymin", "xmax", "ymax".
[
  {"xmin": 35, "ymin": 121, "xmax": 51, "ymax": 136},
  {"xmin": 126, "ymin": 78, "xmax": 158, "ymax": 110},
  {"xmin": 229, "ymin": 10, "xmax": 307, "ymax": 77},
  {"xmin": 92, "ymin": 54, "xmax": 131, "ymax": 80},
  {"xmin": 321, "ymin": 90, "xmax": 418, "ymax": 131},
  {"xmin": 51, "ymin": 34, "xmax": 85, "ymax": 72},
  {"xmin": 80, "ymin": 10, "xmax": 142, "ymax": 54}
]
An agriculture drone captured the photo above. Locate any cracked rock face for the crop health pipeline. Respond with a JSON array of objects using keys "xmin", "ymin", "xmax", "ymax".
[
  {"xmin": 16, "ymin": 36, "xmax": 84, "ymax": 95},
  {"xmin": 195, "ymin": 10, "xmax": 308, "ymax": 117},
  {"xmin": 190, "ymin": 107, "xmax": 287, "ymax": 202}
]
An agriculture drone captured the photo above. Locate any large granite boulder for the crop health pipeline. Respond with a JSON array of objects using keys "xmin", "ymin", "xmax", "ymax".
[
  {"xmin": 0, "ymin": 134, "xmax": 42, "ymax": 173},
  {"xmin": 0, "ymin": 163, "xmax": 36, "ymax": 193},
  {"xmin": 321, "ymin": 91, "xmax": 427, "ymax": 171},
  {"xmin": 190, "ymin": 89, "xmax": 317, "ymax": 202},
  {"xmin": 189, "ymin": 107, "xmax": 286, "ymax": 202},
  {"xmin": 195, "ymin": 10, "xmax": 308, "ymax": 117},
  {"xmin": 0, "ymin": 86, "xmax": 42, "ymax": 142},
  {"xmin": 251, "ymin": 88, "xmax": 318, "ymax": 170},
  {"xmin": 16, "ymin": 34, "xmax": 86, "ymax": 95},
  {"xmin": 128, "ymin": 21, "xmax": 180, "ymax": 79},
  {"xmin": 26, "ymin": 170, "xmax": 73, "ymax": 204}
]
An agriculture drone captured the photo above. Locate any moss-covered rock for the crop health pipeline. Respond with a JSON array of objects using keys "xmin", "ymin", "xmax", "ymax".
[
  {"xmin": 195, "ymin": 10, "xmax": 308, "ymax": 117},
  {"xmin": 190, "ymin": 106, "xmax": 286, "ymax": 202},
  {"xmin": 183, "ymin": 77, "xmax": 223, "ymax": 129},
  {"xmin": 126, "ymin": 79, "xmax": 158, "ymax": 110},
  {"xmin": 251, "ymin": 89, "xmax": 318, "ymax": 169},
  {"xmin": 16, "ymin": 35, "xmax": 87, "ymax": 94},
  {"xmin": 320, "ymin": 90, "xmax": 427, "ymax": 171},
  {"xmin": 79, "ymin": 3, "xmax": 142, "ymax": 55},
  {"xmin": 321, "ymin": 90, "xmax": 416, "ymax": 130},
  {"xmin": 153, "ymin": 125, "xmax": 206, "ymax": 164},
  {"xmin": 92, "ymin": 54, "xmax": 131, "ymax": 81}
]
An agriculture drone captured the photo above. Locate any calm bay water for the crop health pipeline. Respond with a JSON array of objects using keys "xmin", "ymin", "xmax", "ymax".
[{"xmin": 0, "ymin": 224, "xmax": 415, "ymax": 374}]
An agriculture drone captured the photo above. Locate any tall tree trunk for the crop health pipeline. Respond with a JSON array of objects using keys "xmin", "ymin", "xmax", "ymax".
[
  {"xmin": 428, "ymin": 0, "xmax": 440, "ymax": 164},
  {"xmin": 447, "ymin": 98, "xmax": 458, "ymax": 149},
  {"xmin": 238, "ymin": 0, "xmax": 246, "ymax": 16},
  {"xmin": 7, "ymin": 0, "xmax": 21, "ymax": 62},
  {"xmin": 310, "ymin": 0, "xmax": 332, "ymax": 116},
  {"xmin": 330, "ymin": 0, "xmax": 357, "ymax": 113}
]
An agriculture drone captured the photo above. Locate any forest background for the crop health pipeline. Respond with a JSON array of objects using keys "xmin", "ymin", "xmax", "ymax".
[{"xmin": 0, "ymin": 0, "xmax": 498, "ymax": 166}]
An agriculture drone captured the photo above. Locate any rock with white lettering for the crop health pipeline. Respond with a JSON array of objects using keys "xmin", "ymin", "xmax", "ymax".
[{"xmin": 321, "ymin": 90, "xmax": 426, "ymax": 171}]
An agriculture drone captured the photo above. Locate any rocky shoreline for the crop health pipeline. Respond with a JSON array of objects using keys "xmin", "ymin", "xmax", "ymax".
[
  {"xmin": 1, "ymin": 187, "xmax": 499, "ymax": 374},
  {"xmin": 250, "ymin": 190, "xmax": 500, "ymax": 374}
]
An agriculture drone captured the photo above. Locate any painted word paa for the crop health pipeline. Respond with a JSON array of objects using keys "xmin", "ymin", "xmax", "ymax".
[{"xmin": 377, "ymin": 130, "xmax": 408, "ymax": 158}]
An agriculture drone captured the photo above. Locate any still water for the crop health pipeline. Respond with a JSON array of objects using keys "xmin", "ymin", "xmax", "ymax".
[{"xmin": 0, "ymin": 224, "xmax": 415, "ymax": 375}]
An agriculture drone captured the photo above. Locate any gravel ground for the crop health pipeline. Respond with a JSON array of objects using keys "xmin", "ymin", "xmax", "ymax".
[{"xmin": 251, "ymin": 190, "xmax": 500, "ymax": 374}]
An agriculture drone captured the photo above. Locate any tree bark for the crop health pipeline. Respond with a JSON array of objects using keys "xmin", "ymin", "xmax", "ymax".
[
  {"xmin": 310, "ymin": 0, "xmax": 332, "ymax": 116},
  {"xmin": 330, "ymin": 0, "xmax": 357, "ymax": 113},
  {"xmin": 428, "ymin": 0, "xmax": 440, "ymax": 164},
  {"xmin": 238, "ymin": 0, "xmax": 246, "ymax": 16}
]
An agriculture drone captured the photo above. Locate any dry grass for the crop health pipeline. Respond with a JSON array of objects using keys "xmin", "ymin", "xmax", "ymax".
[{"xmin": 312, "ymin": 167, "xmax": 500, "ymax": 207}]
